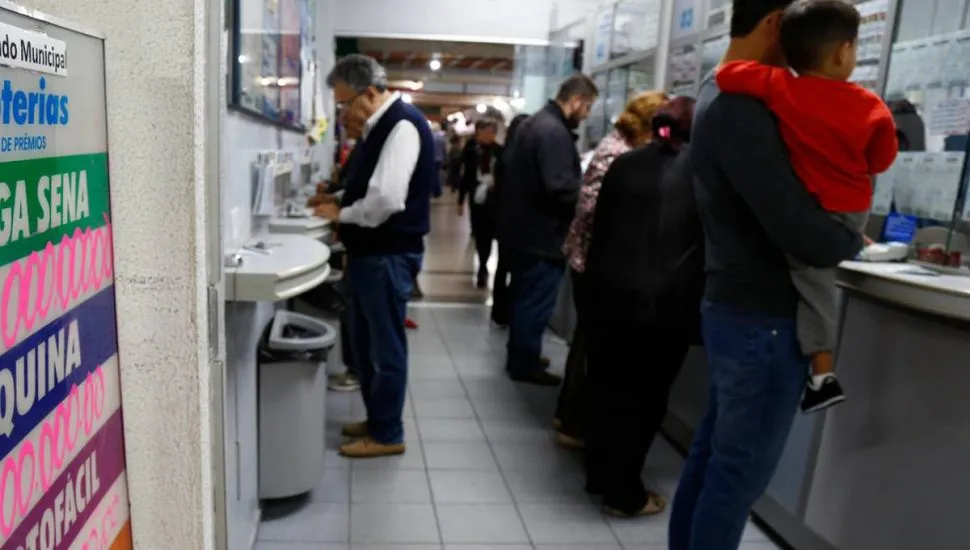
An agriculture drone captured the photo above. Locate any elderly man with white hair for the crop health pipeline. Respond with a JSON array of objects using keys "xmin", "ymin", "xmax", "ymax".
[{"xmin": 312, "ymin": 54, "xmax": 435, "ymax": 459}]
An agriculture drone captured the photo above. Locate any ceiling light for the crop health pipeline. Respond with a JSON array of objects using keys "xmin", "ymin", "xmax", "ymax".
[
  {"xmin": 238, "ymin": 55, "xmax": 250, "ymax": 64},
  {"xmin": 402, "ymin": 93, "xmax": 413, "ymax": 103},
  {"xmin": 429, "ymin": 59, "xmax": 442, "ymax": 71},
  {"xmin": 476, "ymin": 103, "xmax": 487, "ymax": 113}
]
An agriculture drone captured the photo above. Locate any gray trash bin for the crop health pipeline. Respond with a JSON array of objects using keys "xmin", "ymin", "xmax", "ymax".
[{"xmin": 258, "ymin": 310, "xmax": 336, "ymax": 500}]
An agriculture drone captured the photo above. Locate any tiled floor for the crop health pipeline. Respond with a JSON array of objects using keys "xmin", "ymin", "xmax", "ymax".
[{"xmin": 255, "ymin": 305, "xmax": 782, "ymax": 550}]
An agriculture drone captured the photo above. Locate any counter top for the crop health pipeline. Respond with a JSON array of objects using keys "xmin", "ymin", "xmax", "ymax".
[
  {"xmin": 267, "ymin": 213, "xmax": 331, "ymax": 241},
  {"xmin": 837, "ymin": 261, "xmax": 970, "ymax": 321},
  {"xmin": 225, "ymin": 234, "xmax": 331, "ymax": 302}
]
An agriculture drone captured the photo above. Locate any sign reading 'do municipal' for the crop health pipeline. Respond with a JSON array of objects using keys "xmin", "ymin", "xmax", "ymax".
[{"xmin": 0, "ymin": 6, "xmax": 132, "ymax": 550}]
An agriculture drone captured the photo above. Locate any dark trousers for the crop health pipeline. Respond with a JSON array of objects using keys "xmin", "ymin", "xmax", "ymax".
[
  {"xmin": 339, "ymin": 308, "xmax": 355, "ymax": 375},
  {"xmin": 506, "ymin": 251, "xmax": 565, "ymax": 376},
  {"xmin": 585, "ymin": 314, "xmax": 690, "ymax": 515},
  {"xmin": 345, "ymin": 253, "xmax": 422, "ymax": 444},
  {"xmin": 470, "ymin": 204, "xmax": 494, "ymax": 277},
  {"xmin": 491, "ymin": 245, "xmax": 511, "ymax": 325},
  {"xmin": 555, "ymin": 269, "xmax": 589, "ymax": 438},
  {"xmin": 669, "ymin": 302, "xmax": 805, "ymax": 550}
]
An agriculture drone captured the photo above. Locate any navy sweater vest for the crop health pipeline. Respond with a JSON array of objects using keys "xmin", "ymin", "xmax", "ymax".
[{"xmin": 340, "ymin": 98, "xmax": 434, "ymax": 256}]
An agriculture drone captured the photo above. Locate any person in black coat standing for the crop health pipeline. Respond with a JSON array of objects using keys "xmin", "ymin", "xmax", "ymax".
[
  {"xmin": 497, "ymin": 75, "xmax": 599, "ymax": 386},
  {"xmin": 583, "ymin": 97, "xmax": 703, "ymax": 517},
  {"xmin": 457, "ymin": 119, "xmax": 503, "ymax": 288},
  {"xmin": 489, "ymin": 114, "xmax": 528, "ymax": 327}
]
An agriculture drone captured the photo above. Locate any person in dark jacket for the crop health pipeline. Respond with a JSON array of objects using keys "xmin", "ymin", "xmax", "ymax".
[
  {"xmin": 457, "ymin": 119, "xmax": 503, "ymax": 287},
  {"xmin": 498, "ymin": 74, "xmax": 599, "ymax": 386},
  {"xmin": 583, "ymin": 97, "xmax": 703, "ymax": 518},
  {"xmin": 490, "ymin": 113, "xmax": 528, "ymax": 327}
]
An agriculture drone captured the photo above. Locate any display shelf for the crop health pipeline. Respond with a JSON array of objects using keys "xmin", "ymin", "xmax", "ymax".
[{"xmin": 225, "ymin": 234, "xmax": 331, "ymax": 302}]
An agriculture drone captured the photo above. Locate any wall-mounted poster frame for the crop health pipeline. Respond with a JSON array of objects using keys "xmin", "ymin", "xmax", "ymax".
[
  {"xmin": 230, "ymin": 0, "xmax": 314, "ymax": 131},
  {"xmin": 0, "ymin": 3, "xmax": 134, "ymax": 548}
]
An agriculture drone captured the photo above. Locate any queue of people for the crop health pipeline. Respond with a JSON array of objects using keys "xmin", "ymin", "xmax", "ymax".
[{"xmin": 310, "ymin": 0, "xmax": 889, "ymax": 545}]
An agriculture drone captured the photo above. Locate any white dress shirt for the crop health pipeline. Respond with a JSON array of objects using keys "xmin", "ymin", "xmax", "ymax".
[{"xmin": 339, "ymin": 92, "xmax": 421, "ymax": 228}]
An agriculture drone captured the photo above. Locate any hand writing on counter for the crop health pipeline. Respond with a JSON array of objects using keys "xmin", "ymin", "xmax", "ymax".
[
  {"xmin": 307, "ymin": 193, "xmax": 337, "ymax": 207},
  {"xmin": 314, "ymin": 202, "xmax": 341, "ymax": 221}
]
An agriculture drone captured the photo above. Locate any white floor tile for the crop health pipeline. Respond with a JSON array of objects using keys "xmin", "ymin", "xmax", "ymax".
[
  {"xmin": 437, "ymin": 504, "xmax": 530, "ymax": 544},
  {"xmin": 258, "ymin": 301, "xmax": 786, "ymax": 550},
  {"xmin": 349, "ymin": 503, "xmax": 440, "ymax": 544},
  {"xmin": 423, "ymin": 441, "xmax": 499, "ymax": 471},
  {"xmin": 258, "ymin": 502, "xmax": 349, "ymax": 543},
  {"xmin": 518, "ymin": 503, "xmax": 618, "ymax": 545},
  {"xmin": 429, "ymin": 470, "xmax": 512, "ymax": 504},
  {"xmin": 351, "ymin": 469, "xmax": 431, "ymax": 503}
]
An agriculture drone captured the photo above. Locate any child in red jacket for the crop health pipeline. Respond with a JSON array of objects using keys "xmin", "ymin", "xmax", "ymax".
[{"xmin": 716, "ymin": 0, "xmax": 898, "ymax": 413}]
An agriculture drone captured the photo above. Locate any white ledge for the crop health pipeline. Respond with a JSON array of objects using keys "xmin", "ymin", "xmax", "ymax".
[
  {"xmin": 268, "ymin": 213, "xmax": 332, "ymax": 241},
  {"xmin": 226, "ymin": 234, "xmax": 331, "ymax": 302},
  {"xmin": 837, "ymin": 261, "xmax": 970, "ymax": 321}
]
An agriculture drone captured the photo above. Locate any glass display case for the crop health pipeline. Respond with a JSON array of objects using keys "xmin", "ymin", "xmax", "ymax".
[
  {"xmin": 627, "ymin": 55, "xmax": 658, "ymax": 99},
  {"xmin": 605, "ymin": 67, "xmax": 631, "ymax": 126},
  {"xmin": 586, "ymin": 72, "xmax": 610, "ymax": 147},
  {"xmin": 705, "ymin": 0, "xmax": 731, "ymax": 28},
  {"xmin": 874, "ymin": 0, "xmax": 970, "ymax": 269},
  {"xmin": 611, "ymin": 0, "xmax": 662, "ymax": 59},
  {"xmin": 667, "ymin": 43, "xmax": 700, "ymax": 97},
  {"xmin": 591, "ymin": 5, "xmax": 615, "ymax": 68},
  {"xmin": 700, "ymin": 32, "xmax": 729, "ymax": 81}
]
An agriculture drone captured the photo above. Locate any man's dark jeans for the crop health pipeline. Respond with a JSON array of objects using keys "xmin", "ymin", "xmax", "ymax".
[
  {"xmin": 506, "ymin": 251, "xmax": 565, "ymax": 377},
  {"xmin": 345, "ymin": 253, "xmax": 422, "ymax": 444},
  {"xmin": 669, "ymin": 301, "xmax": 806, "ymax": 550}
]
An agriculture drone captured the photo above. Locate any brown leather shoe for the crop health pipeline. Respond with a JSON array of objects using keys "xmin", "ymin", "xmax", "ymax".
[
  {"xmin": 341, "ymin": 421, "xmax": 368, "ymax": 438},
  {"xmin": 339, "ymin": 437, "xmax": 406, "ymax": 458}
]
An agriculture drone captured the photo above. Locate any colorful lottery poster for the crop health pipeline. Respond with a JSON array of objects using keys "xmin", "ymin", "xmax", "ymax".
[{"xmin": 0, "ymin": 7, "xmax": 132, "ymax": 550}]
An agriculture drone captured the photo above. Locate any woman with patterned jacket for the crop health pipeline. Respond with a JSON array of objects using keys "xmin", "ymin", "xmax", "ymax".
[{"xmin": 553, "ymin": 90, "xmax": 668, "ymax": 448}]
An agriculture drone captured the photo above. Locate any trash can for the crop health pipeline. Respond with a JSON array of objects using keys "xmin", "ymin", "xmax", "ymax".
[{"xmin": 258, "ymin": 310, "xmax": 337, "ymax": 500}]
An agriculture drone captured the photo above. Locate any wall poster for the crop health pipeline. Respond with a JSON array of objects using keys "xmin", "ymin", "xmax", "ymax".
[
  {"xmin": 232, "ymin": 0, "xmax": 315, "ymax": 129},
  {"xmin": 0, "ymin": 6, "xmax": 131, "ymax": 550}
]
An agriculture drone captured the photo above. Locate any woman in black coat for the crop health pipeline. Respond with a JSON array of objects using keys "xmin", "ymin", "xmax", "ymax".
[
  {"xmin": 458, "ymin": 119, "xmax": 504, "ymax": 288},
  {"xmin": 583, "ymin": 97, "xmax": 703, "ymax": 517}
]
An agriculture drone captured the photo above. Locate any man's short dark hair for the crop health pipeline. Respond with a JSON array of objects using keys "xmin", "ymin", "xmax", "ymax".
[
  {"xmin": 555, "ymin": 74, "xmax": 599, "ymax": 102},
  {"xmin": 730, "ymin": 0, "xmax": 794, "ymax": 37},
  {"xmin": 781, "ymin": 0, "xmax": 861, "ymax": 73},
  {"xmin": 475, "ymin": 119, "xmax": 498, "ymax": 132}
]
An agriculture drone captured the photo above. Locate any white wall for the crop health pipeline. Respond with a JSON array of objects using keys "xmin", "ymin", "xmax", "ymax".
[
  {"xmin": 220, "ymin": 1, "xmax": 337, "ymax": 548},
  {"xmin": 17, "ymin": 1, "xmax": 214, "ymax": 549},
  {"xmin": 333, "ymin": 0, "xmax": 600, "ymax": 43}
]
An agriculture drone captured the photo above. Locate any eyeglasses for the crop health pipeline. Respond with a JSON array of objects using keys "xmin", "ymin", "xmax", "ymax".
[{"xmin": 336, "ymin": 91, "xmax": 366, "ymax": 109}]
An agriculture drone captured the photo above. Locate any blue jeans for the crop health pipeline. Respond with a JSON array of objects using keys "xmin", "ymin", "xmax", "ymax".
[
  {"xmin": 345, "ymin": 253, "xmax": 422, "ymax": 444},
  {"xmin": 506, "ymin": 252, "xmax": 565, "ymax": 376},
  {"xmin": 669, "ymin": 301, "xmax": 806, "ymax": 550}
]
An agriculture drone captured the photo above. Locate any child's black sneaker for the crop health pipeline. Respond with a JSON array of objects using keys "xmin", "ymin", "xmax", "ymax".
[{"xmin": 801, "ymin": 374, "xmax": 845, "ymax": 413}]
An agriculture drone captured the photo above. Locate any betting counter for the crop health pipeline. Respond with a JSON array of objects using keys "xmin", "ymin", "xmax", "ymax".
[{"xmin": 663, "ymin": 261, "xmax": 970, "ymax": 550}]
